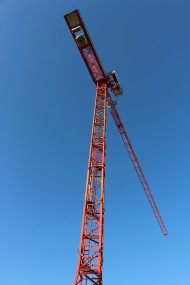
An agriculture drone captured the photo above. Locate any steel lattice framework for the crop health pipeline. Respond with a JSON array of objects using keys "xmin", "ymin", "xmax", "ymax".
[
  {"xmin": 74, "ymin": 81, "xmax": 107, "ymax": 285},
  {"xmin": 64, "ymin": 9, "xmax": 168, "ymax": 285},
  {"xmin": 108, "ymin": 97, "xmax": 168, "ymax": 235}
]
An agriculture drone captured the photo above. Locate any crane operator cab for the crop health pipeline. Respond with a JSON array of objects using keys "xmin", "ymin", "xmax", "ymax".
[{"xmin": 107, "ymin": 71, "xmax": 123, "ymax": 96}]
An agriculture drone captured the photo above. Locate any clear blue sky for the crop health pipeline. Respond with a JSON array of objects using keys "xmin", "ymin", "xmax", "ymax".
[{"xmin": 0, "ymin": 0, "xmax": 189, "ymax": 284}]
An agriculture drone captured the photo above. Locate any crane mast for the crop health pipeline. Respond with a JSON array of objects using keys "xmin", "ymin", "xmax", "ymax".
[
  {"xmin": 64, "ymin": 9, "xmax": 167, "ymax": 285},
  {"xmin": 73, "ymin": 81, "xmax": 107, "ymax": 285}
]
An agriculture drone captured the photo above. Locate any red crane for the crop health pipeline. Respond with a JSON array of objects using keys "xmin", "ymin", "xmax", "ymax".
[{"xmin": 64, "ymin": 9, "xmax": 167, "ymax": 285}]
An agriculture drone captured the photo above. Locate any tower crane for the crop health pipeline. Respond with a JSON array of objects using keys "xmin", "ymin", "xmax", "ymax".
[{"xmin": 64, "ymin": 9, "xmax": 167, "ymax": 285}]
